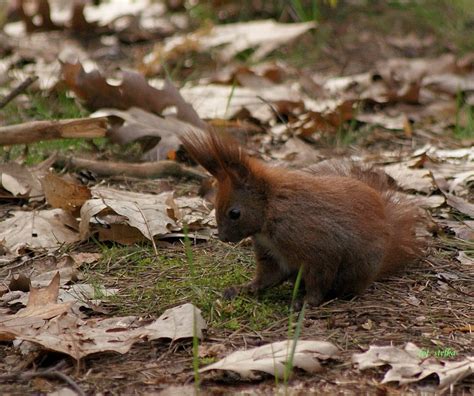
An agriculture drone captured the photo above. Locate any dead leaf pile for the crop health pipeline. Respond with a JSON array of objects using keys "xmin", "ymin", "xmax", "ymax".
[
  {"xmin": 353, "ymin": 343, "xmax": 474, "ymax": 390},
  {"xmin": 142, "ymin": 20, "xmax": 316, "ymax": 74},
  {"xmin": 0, "ymin": 274, "xmax": 206, "ymax": 361}
]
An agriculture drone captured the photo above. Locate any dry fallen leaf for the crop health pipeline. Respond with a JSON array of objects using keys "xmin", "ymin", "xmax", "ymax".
[
  {"xmin": 80, "ymin": 187, "xmax": 178, "ymax": 242},
  {"xmin": 353, "ymin": 343, "xmax": 474, "ymax": 390},
  {"xmin": 444, "ymin": 194, "xmax": 474, "ymax": 218},
  {"xmin": 0, "ymin": 209, "xmax": 80, "ymax": 254},
  {"xmin": 199, "ymin": 340, "xmax": 338, "ymax": 380},
  {"xmin": 62, "ymin": 62, "xmax": 206, "ymax": 130},
  {"xmin": 144, "ymin": 20, "xmax": 315, "ymax": 70},
  {"xmin": 179, "ymin": 83, "xmax": 301, "ymax": 123},
  {"xmin": 383, "ymin": 162, "xmax": 435, "ymax": 194},
  {"xmin": 1, "ymin": 296, "xmax": 206, "ymax": 360},
  {"xmin": 353, "ymin": 342, "xmax": 422, "ymax": 370},
  {"xmin": 0, "ymin": 163, "xmax": 43, "ymax": 198},
  {"xmin": 2, "ymin": 283, "xmax": 117, "ymax": 314},
  {"xmin": 94, "ymin": 107, "xmax": 205, "ymax": 161},
  {"xmin": 79, "ymin": 187, "xmax": 213, "ymax": 244},
  {"xmin": 0, "ymin": 273, "xmax": 73, "ymax": 341},
  {"xmin": 41, "ymin": 172, "xmax": 91, "ymax": 215}
]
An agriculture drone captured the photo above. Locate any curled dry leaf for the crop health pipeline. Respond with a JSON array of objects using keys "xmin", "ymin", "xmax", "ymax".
[
  {"xmin": 62, "ymin": 62, "xmax": 206, "ymax": 129},
  {"xmin": 79, "ymin": 187, "xmax": 213, "ymax": 244},
  {"xmin": 199, "ymin": 340, "xmax": 338, "ymax": 380},
  {"xmin": 444, "ymin": 194, "xmax": 474, "ymax": 219},
  {"xmin": 0, "ymin": 209, "xmax": 80, "ymax": 254},
  {"xmin": 353, "ymin": 343, "xmax": 474, "ymax": 389},
  {"xmin": 94, "ymin": 107, "xmax": 205, "ymax": 161},
  {"xmin": 0, "ymin": 163, "xmax": 43, "ymax": 198},
  {"xmin": 41, "ymin": 172, "xmax": 91, "ymax": 215},
  {"xmin": 80, "ymin": 187, "xmax": 178, "ymax": 242},
  {"xmin": 383, "ymin": 162, "xmax": 435, "ymax": 194},
  {"xmin": 144, "ymin": 20, "xmax": 315, "ymax": 70},
  {"xmin": 1, "ymin": 286, "xmax": 206, "ymax": 360},
  {"xmin": 0, "ymin": 273, "xmax": 73, "ymax": 342}
]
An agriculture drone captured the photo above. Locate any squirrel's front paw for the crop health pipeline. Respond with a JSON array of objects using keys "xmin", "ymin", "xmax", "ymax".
[
  {"xmin": 222, "ymin": 286, "xmax": 240, "ymax": 300},
  {"xmin": 292, "ymin": 298, "xmax": 304, "ymax": 311},
  {"xmin": 223, "ymin": 282, "xmax": 258, "ymax": 300}
]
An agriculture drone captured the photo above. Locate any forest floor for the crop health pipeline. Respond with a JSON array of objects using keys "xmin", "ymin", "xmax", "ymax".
[{"xmin": 0, "ymin": 1, "xmax": 473, "ymax": 395}]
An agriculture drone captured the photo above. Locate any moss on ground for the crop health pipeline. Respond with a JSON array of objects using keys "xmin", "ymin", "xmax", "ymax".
[{"xmin": 83, "ymin": 242, "xmax": 296, "ymax": 331}]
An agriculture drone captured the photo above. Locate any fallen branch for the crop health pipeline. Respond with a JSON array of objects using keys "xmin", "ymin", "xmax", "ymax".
[
  {"xmin": 0, "ymin": 117, "xmax": 108, "ymax": 146},
  {"xmin": 55, "ymin": 156, "xmax": 206, "ymax": 181},
  {"xmin": 0, "ymin": 76, "xmax": 38, "ymax": 109}
]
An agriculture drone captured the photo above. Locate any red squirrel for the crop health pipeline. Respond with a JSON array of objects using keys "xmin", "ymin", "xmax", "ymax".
[{"xmin": 181, "ymin": 131, "xmax": 425, "ymax": 306}]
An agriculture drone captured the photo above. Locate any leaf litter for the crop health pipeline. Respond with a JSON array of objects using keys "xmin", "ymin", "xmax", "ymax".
[
  {"xmin": 0, "ymin": 0, "xmax": 473, "ymax": 394},
  {"xmin": 0, "ymin": 274, "xmax": 206, "ymax": 361}
]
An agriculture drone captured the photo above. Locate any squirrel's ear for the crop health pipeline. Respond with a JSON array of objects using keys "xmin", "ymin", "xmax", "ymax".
[
  {"xmin": 180, "ymin": 132, "xmax": 223, "ymax": 177},
  {"xmin": 224, "ymin": 159, "xmax": 253, "ymax": 185},
  {"xmin": 181, "ymin": 130, "xmax": 257, "ymax": 184}
]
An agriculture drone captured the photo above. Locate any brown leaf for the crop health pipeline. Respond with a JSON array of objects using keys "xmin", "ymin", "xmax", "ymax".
[
  {"xmin": 445, "ymin": 194, "xmax": 474, "ymax": 218},
  {"xmin": 200, "ymin": 340, "xmax": 338, "ymax": 380},
  {"xmin": 0, "ymin": 209, "xmax": 81, "ymax": 254},
  {"xmin": 17, "ymin": 0, "xmax": 61, "ymax": 33},
  {"xmin": 353, "ymin": 343, "xmax": 473, "ymax": 390},
  {"xmin": 96, "ymin": 107, "xmax": 204, "ymax": 161},
  {"xmin": 61, "ymin": 62, "xmax": 206, "ymax": 129},
  {"xmin": 0, "ymin": 302, "xmax": 206, "ymax": 360},
  {"xmin": 17, "ymin": 272, "xmax": 62, "ymax": 317},
  {"xmin": 0, "ymin": 163, "xmax": 43, "ymax": 198},
  {"xmin": 0, "ymin": 273, "xmax": 73, "ymax": 342},
  {"xmin": 41, "ymin": 172, "xmax": 91, "ymax": 216}
]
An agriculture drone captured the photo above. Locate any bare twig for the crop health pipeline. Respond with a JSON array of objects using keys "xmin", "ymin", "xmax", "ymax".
[
  {"xmin": 55, "ymin": 156, "xmax": 206, "ymax": 181},
  {"xmin": 0, "ymin": 76, "xmax": 38, "ymax": 109},
  {"xmin": 257, "ymin": 95, "xmax": 295, "ymax": 135},
  {"xmin": 0, "ymin": 117, "xmax": 108, "ymax": 146}
]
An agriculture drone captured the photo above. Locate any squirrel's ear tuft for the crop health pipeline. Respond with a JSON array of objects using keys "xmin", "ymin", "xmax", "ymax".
[
  {"xmin": 181, "ymin": 131, "xmax": 221, "ymax": 177},
  {"xmin": 181, "ymin": 130, "xmax": 253, "ymax": 183}
]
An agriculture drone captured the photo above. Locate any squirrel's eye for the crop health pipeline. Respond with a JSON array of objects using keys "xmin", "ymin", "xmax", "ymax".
[{"xmin": 228, "ymin": 208, "xmax": 241, "ymax": 220}]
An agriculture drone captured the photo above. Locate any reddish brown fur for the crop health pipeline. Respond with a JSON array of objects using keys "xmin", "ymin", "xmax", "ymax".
[{"xmin": 181, "ymin": 131, "xmax": 425, "ymax": 305}]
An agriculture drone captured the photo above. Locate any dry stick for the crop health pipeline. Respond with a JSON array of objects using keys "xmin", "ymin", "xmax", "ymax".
[
  {"xmin": 0, "ymin": 76, "xmax": 38, "ymax": 110},
  {"xmin": 256, "ymin": 95, "xmax": 295, "ymax": 135},
  {"xmin": 0, "ymin": 117, "xmax": 108, "ymax": 146},
  {"xmin": 55, "ymin": 156, "xmax": 206, "ymax": 181}
]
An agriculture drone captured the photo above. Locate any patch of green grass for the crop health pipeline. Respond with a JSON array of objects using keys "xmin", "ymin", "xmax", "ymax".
[
  {"xmin": 199, "ymin": 356, "xmax": 217, "ymax": 365},
  {"xmin": 2, "ymin": 90, "xmax": 87, "ymax": 124},
  {"xmin": 0, "ymin": 137, "xmax": 106, "ymax": 165},
  {"xmin": 1, "ymin": 90, "xmax": 95, "ymax": 164},
  {"xmin": 454, "ymin": 92, "xmax": 474, "ymax": 140},
  {"xmin": 454, "ymin": 106, "xmax": 474, "ymax": 140},
  {"xmin": 85, "ymin": 243, "xmax": 294, "ymax": 331},
  {"xmin": 385, "ymin": 0, "xmax": 474, "ymax": 52}
]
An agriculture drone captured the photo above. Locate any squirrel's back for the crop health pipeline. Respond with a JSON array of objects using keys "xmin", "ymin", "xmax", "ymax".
[{"xmin": 304, "ymin": 160, "xmax": 425, "ymax": 279}]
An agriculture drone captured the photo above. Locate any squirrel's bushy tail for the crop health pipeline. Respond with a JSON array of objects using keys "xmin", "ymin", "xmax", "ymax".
[
  {"xmin": 306, "ymin": 160, "xmax": 426, "ymax": 278},
  {"xmin": 378, "ymin": 191, "xmax": 425, "ymax": 278}
]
